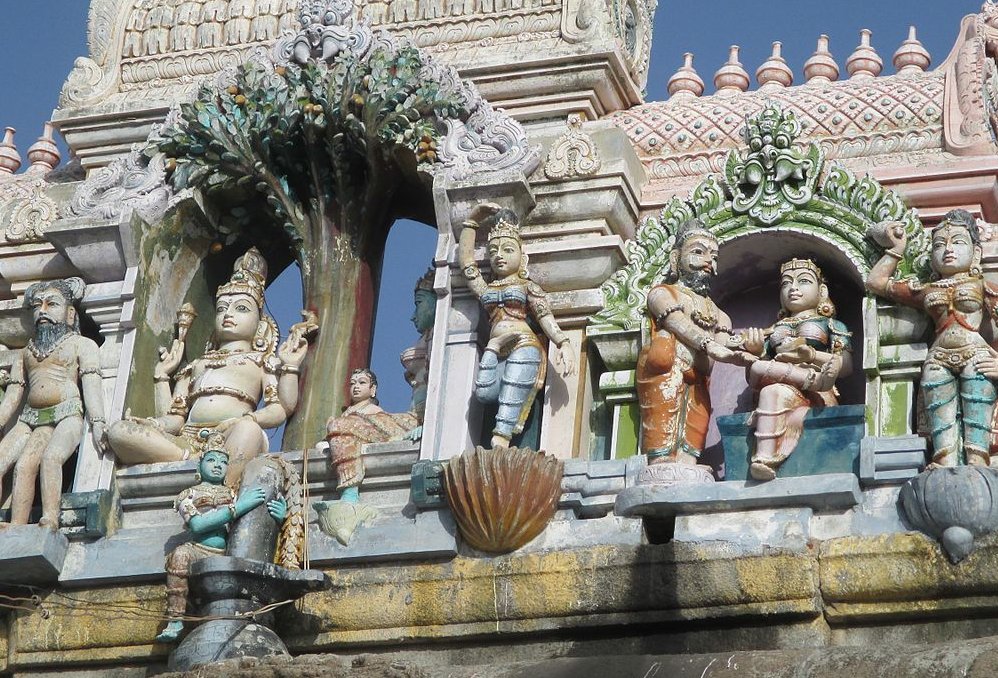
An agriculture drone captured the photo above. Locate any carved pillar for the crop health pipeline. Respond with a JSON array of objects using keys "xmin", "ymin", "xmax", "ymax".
[{"xmin": 73, "ymin": 277, "xmax": 136, "ymax": 492}]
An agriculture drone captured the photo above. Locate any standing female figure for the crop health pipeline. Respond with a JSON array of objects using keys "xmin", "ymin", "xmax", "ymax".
[
  {"xmin": 458, "ymin": 204, "xmax": 576, "ymax": 449},
  {"xmin": 866, "ymin": 209, "xmax": 998, "ymax": 467}
]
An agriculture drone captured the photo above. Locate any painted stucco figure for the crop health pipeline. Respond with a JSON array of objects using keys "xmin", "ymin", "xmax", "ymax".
[
  {"xmin": 867, "ymin": 209, "xmax": 998, "ymax": 467},
  {"xmin": 637, "ymin": 220, "xmax": 755, "ymax": 473},
  {"xmin": 400, "ymin": 269, "xmax": 435, "ymax": 440},
  {"xmin": 741, "ymin": 259, "xmax": 852, "ymax": 481},
  {"xmin": 316, "ymin": 368, "xmax": 415, "ymax": 544},
  {"xmin": 107, "ymin": 248, "xmax": 314, "ymax": 481},
  {"xmin": 156, "ymin": 434, "xmax": 288, "ymax": 643},
  {"xmin": 0, "ymin": 278, "xmax": 106, "ymax": 529},
  {"xmin": 325, "ymin": 368, "xmax": 417, "ymax": 503},
  {"xmin": 458, "ymin": 204, "xmax": 576, "ymax": 449}
]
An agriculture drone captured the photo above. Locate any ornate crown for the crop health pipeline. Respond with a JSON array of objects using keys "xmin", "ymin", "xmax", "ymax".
[
  {"xmin": 216, "ymin": 247, "xmax": 267, "ymax": 308},
  {"xmin": 414, "ymin": 268, "xmax": 434, "ymax": 294},
  {"xmin": 780, "ymin": 258, "xmax": 824, "ymax": 281},
  {"xmin": 202, "ymin": 432, "xmax": 228, "ymax": 456},
  {"xmin": 488, "ymin": 215, "xmax": 522, "ymax": 243}
]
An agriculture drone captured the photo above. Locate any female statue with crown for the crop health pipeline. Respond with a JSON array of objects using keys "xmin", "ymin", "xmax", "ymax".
[
  {"xmin": 867, "ymin": 209, "xmax": 998, "ymax": 468},
  {"xmin": 108, "ymin": 248, "xmax": 314, "ymax": 480},
  {"xmin": 458, "ymin": 204, "xmax": 576, "ymax": 448},
  {"xmin": 741, "ymin": 258, "xmax": 852, "ymax": 481}
]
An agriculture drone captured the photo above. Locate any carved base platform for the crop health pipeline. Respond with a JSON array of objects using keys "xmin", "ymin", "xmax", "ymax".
[
  {"xmin": 168, "ymin": 556, "xmax": 331, "ymax": 672},
  {"xmin": 615, "ymin": 473, "xmax": 863, "ymax": 519},
  {"xmin": 718, "ymin": 404, "xmax": 865, "ymax": 481},
  {"xmin": 637, "ymin": 462, "xmax": 715, "ymax": 486}
]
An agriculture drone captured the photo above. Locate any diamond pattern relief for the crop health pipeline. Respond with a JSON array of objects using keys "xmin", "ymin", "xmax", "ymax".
[{"xmin": 606, "ymin": 72, "xmax": 945, "ymax": 159}]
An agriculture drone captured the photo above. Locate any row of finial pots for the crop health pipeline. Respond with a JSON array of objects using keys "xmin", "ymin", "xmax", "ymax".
[
  {"xmin": 669, "ymin": 27, "xmax": 931, "ymax": 98},
  {"xmin": 0, "ymin": 123, "xmax": 61, "ymax": 175}
]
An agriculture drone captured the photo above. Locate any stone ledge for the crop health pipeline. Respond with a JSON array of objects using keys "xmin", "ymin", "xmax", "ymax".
[
  {"xmin": 615, "ymin": 473, "xmax": 862, "ymax": 518},
  {"xmin": 0, "ymin": 525, "xmax": 69, "ymax": 584}
]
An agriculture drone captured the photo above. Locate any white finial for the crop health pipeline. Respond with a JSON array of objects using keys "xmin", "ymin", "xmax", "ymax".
[
  {"xmin": 668, "ymin": 53, "xmax": 705, "ymax": 99},
  {"xmin": 0, "ymin": 128, "xmax": 22, "ymax": 175},
  {"xmin": 893, "ymin": 26, "xmax": 931, "ymax": 76},
  {"xmin": 846, "ymin": 29, "xmax": 883, "ymax": 79},
  {"xmin": 804, "ymin": 35, "xmax": 839, "ymax": 83},
  {"xmin": 27, "ymin": 122, "xmax": 60, "ymax": 172},
  {"xmin": 756, "ymin": 41, "xmax": 793, "ymax": 89},
  {"xmin": 714, "ymin": 45, "xmax": 750, "ymax": 95}
]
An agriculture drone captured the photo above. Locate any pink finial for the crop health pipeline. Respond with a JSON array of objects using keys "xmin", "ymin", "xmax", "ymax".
[
  {"xmin": 0, "ymin": 128, "xmax": 22, "ymax": 175},
  {"xmin": 846, "ymin": 29, "xmax": 883, "ymax": 79},
  {"xmin": 668, "ymin": 53, "xmax": 705, "ymax": 99},
  {"xmin": 756, "ymin": 41, "xmax": 793, "ymax": 89},
  {"xmin": 804, "ymin": 35, "xmax": 839, "ymax": 83},
  {"xmin": 714, "ymin": 45, "xmax": 750, "ymax": 94},
  {"xmin": 27, "ymin": 122, "xmax": 60, "ymax": 172},
  {"xmin": 893, "ymin": 26, "xmax": 931, "ymax": 76}
]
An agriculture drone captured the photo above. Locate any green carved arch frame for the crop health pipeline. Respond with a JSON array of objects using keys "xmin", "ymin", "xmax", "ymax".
[{"xmin": 591, "ymin": 105, "xmax": 929, "ymax": 332}]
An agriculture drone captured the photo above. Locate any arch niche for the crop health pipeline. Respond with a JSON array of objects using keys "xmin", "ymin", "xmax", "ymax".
[
  {"xmin": 590, "ymin": 103, "xmax": 930, "ymax": 460},
  {"xmin": 109, "ymin": 2, "xmax": 539, "ymax": 448}
]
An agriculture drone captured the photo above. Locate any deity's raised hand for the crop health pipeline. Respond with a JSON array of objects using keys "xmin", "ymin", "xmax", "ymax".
[
  {"xmin": 468, "ymin": 202, "xmax": 502, "ymax": 225},
  {"xmin": 155, "ymin": 338, "xmax": 185, "ymax": 380},
  {"xmin": 869, "ymin": 220, "xmax": 908, "ymax": 251},
  {"xmin": 277, "ymin": 327, "xmax": 308, "ymax": 368}
]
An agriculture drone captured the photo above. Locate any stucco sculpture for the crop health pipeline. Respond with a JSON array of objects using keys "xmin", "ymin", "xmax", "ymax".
[
  {"xmin": 107, "ymin": 248, "xmax": 314, "ymax": 480},
  {"xmin": 0, "ymin": 278, "xmax": 106, "ymax": 529},
  {"xmin": 742, "ymin": 258, "xmax": 853, "ymax": 481},
  {"xmin": 867, "ymin": 209, "xmax": 998, "ymax": 467},
  {"xmin": 400, "ymin": 269, "xmax": 435, "ymax": 439},
  {"xmin": 317, "ymin": 368, "xmax": 416, "ymax": 545},
  {"xmin": 156, "ymin": 433, "xmax": 288, "ymax": 643},
  {"xmin": 636, "ymin": 219, "xmax": 755, "ymax": 483},
  {"xmin": 458, "ymin": 203, "xmax": 576, "ymax": 449}
]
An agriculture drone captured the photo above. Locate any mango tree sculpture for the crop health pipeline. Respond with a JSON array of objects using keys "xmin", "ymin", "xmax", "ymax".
[{"xmin": 151, "ymin": 0, "xmax": 536, "ymax": 446}]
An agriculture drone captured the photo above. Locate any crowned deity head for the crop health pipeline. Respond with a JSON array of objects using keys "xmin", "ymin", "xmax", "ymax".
[
  {"xmin": 777, "ymin": 258, "xmax": 834, "ymax": 318},
  {"xmin": 412, "ymin": 269, "xmax": 436, "ymax": 334},
  {"xmin": 483, "ymin": 209, "xmax": 528, "ymax": 280},
  {"xmin": 195, "ymin": 433, "xmax": 229, "ymax": 484},
  {"xmin": 668, "ymin": 219, "xmax": 718, "ymax": 296},
  {"xmin": 930, "ymin": 209, "xmax": 981, "ymax": 279},
  {"xmin": 211, "ymin": 248, "xmax": 279, "ymax": 352}
]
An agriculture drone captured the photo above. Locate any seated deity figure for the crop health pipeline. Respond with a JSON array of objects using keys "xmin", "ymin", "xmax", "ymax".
[
  {"xmin": 107, "ymin": 248, "xmax": 310, "ymax": 480},
  {"xmin": 156, "ymin": 433, "xmax": 287, "ymax": 643},
  {"xmin": 458, "ymin": 204, "xmax": 576, "ymax": 449},
  {"xmin": 0, "ymin": 278, "xmax": 106, "ymax": 529},
  {"xmin": 741, "ymin": 259, "xmax": 852, "ymax": 481},
  {"xmin": 637, "ymin": 219, "xmax": 755, "ymax": 474},
  {"xmin": 326, "ymin": 369, "xmax": 417, "ymax": 502},
  {"xmin": 867, "ymin": 209, "xmax": 998, "ymax": 467}
]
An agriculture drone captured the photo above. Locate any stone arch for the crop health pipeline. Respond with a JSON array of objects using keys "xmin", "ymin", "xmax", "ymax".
[{"xmin": 587, "ymin": 103, "xmax": 928, "ymax": 460}]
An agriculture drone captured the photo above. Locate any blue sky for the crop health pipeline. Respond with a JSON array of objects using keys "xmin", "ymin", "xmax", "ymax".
[{"xmin": 0, "ymin": 1, "xmax": 987, "ymax": 412}]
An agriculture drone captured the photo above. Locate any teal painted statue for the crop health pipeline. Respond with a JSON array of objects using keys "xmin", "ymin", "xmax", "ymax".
[
  {"xmin": 741, "ymin": 259, "xmax": 852, "ymax": 481},
  {"xmin": 156, "ymin": 433, "xmax": 287, "ymax": 643},
  {"xmin": 867, "ymin": 209, "xmax": 998, "ymax": 467}
]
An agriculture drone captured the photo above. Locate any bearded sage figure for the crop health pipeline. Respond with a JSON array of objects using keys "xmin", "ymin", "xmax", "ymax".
[{"xmin": 0, "ymin": 278, "xmax": 106, "ymax": 529}]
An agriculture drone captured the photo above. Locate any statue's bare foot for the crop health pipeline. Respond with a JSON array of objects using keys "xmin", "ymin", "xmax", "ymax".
[
  {"xmin": 155, "ymin": 620, "xmax": 184, "ymax": 643},
  {"xmin": 750, "ymin": 462, "xmax": 777, "ymax": 481},
  {"xmin": 0, "ymin": 522, "xmax": 9, "ymax": 531},
  {"xmin": 37, "ymin": 517, "xmax": 59, "ymax": 532}
]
